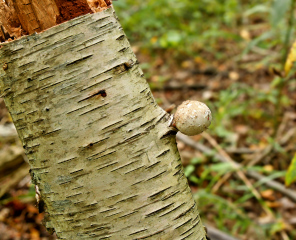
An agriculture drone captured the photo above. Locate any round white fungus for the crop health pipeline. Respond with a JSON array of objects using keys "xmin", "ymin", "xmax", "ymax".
[{"xmin": 172, "ymin": 100, "xmax": 212, "ymax": 136}]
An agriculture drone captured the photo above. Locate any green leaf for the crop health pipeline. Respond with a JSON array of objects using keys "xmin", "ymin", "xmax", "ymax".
[
  {"xmin": 243, "ymin": 31, "xmax": 274, "ymax": 56},
  {"xmin": 208, "ymin": 162, "xmax": 233, "ymax": 174},
  {"xmin": 189, "ymin": 175, "xmax": 199, "ymax": 184},
  {"xmin": 270, "ymin": 220, "xmax": 286, "ymax": 235},
  {"xmin": 243, "ymin": 5, "xmax": 269, "ymax": 17},
  {"xmin": 270, "ymin": 0, "xmax": 291, "ymax": 27},
  {"xmin": 184, "ymin": 165, "xmax": 195, "ymax": 177},
  {"xmin": 190, "ymin": 157, "xmax": 203, "ymax": 165},
  {"xmin": 160, "ymin": 30, "xmax": 182, "ymax": 48},
  {"xmin": 285, "ymin": 153, "xmax": 296, "ymax": 186}
]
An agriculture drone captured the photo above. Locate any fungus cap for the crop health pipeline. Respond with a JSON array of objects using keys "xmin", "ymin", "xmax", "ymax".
[{"xmin": 173, "ymin": 100, "xmax": 212, "ymax": 136}]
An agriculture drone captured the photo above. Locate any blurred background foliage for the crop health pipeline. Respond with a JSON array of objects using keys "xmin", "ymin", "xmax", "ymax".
[{"xmin": 114, "ymin": 0, "xmax": 293, "ymax": 62}]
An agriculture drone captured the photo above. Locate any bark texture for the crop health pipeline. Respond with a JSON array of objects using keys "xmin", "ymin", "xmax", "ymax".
[{"xmin": 0, "ymin": 8, "xmax": 206, "ymax": 240}]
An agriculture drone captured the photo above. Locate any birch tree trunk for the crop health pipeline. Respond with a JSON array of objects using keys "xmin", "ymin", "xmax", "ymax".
[{"xmin": 0, "ymin": 4, "xmax": 207, "ymax": 240}]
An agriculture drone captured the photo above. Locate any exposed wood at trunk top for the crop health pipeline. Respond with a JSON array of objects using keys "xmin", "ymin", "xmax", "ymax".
[
  {"xmin": 0, "ymin": 0, "xmax": 113, "ymax": 43},
  {"xmin": 0, "ymin": 0, "xmax": 23, "ymax": 42},
  {"xmin": 55, "ymin": 0, "xmax": 92, "ymax": 24},
  {"xmin": 87, "ymin": 0, "xmax": 112, "ymax": 12},
  {"xmin": 12, "ymin": 0, "xmax": 59, "ymax": 34}
]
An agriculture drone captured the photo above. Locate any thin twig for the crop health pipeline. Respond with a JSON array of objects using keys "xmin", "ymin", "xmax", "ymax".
[
  {"xmin": 201, "ymin": 132, "xmax": 273, "ymax": 216},
  {"xmin": 225, "ymin": 148, "xmax": 259, "ymax": 154},
  {"xmin": 280, "ymin": 230, "xmax": 290, "ymax": 240},
  {"xmin": 152, "ymin": 84, "xmax": 207, "ymax": 91},
  {"xmin": 176, "ymin": 133, "xmax": 296, "ymax": 202},
  {"xmin": 212, "ymin": 172, "xmax": 232, "ymax": 194},
  {"xmin": 247, "ymin": 145, "xmax": 273, "ymax": 167},
  {"xmin": 248, "ymin": 112, "xmax": 294, "ymax": 167},
  {"xmin": 205, "ymin": 225, "xmax": 240, "ymax": 240}
]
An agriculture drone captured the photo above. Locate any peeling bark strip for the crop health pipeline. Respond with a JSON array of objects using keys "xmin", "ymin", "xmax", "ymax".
[{"xmin": 0, "ymin": 7, "xmax": 206, "ymax": 240}]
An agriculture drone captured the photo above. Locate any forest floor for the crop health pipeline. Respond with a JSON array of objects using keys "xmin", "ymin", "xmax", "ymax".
[{"xmin": 0, "ymin": 1, "xmax": 296, "ymax": 240}]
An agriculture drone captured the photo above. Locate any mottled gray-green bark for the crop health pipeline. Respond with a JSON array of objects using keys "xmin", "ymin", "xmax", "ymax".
[{"xmin": 0, "ymin": 8, "xmax": 206, "ymax": 240}]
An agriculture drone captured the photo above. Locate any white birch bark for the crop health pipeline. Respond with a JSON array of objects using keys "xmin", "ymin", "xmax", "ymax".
[{"xmin": 0, "ymin": 8, "xmax": 207, "ymax": 240}]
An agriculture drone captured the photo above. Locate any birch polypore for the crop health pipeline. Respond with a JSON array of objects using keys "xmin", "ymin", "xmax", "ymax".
[
  {"xmin": 172, "ymin": 101, "xmax": 212, "ymax": 136},
  {"xmin": 0, "ymin": 7, "xmax": 207, "ymax": 240}
]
